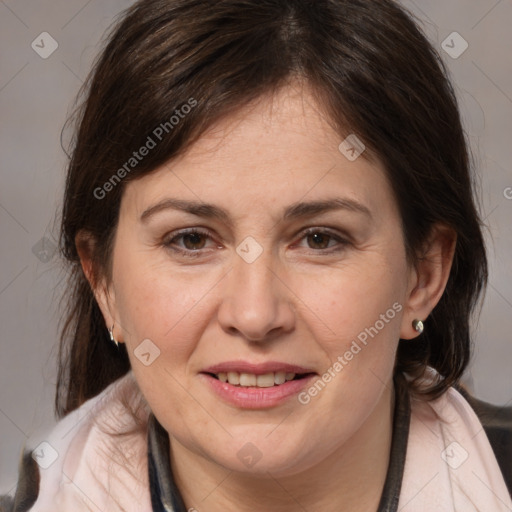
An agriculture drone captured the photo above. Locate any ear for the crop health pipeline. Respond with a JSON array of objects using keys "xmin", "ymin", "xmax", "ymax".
[
  {"xmin": 75, "ymin": 230, "xmax": 122, "ymax": 342},
  {"xmin": 400, "ymin": 224, "xmax": 457, "ymax": 340}
]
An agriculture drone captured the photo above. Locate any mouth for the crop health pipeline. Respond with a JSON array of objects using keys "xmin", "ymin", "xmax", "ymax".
[
  {"xmin": 200, "ymin": 361, "xmax": 317, "ymax": 408},
  {"xmin": 204, "ymin": 371, "xmax": 315, "ymax": 388}
]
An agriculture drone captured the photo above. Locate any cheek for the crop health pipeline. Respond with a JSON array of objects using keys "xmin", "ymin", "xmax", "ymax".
[
  {"xmin": 294, "ymin": 264, "xmax": 404, "ymax": 428},
  {"xmin": 112, "ymin": 250, "xmax": 217, "ymax": 358},
  {"xmin": 293, "ymin": 260, "xmax": 407, "ymax": 409},
  {"xmin": 111, "ymin": 256, "xmax": 222, "ymax": 431},
  {"xmin": 301, "ymin": 259, "xmax": 405, "ymax": 340}
]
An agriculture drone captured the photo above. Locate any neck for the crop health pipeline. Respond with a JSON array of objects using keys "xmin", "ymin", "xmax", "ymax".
[{"xmin": 170, "ymin": 383, "xmax": 395, "ymax": 512}]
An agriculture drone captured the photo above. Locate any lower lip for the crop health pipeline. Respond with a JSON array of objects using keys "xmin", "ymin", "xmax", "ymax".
[{"xmin": 200, "ymin": 373, "xmax": 316, "ymax": 409}]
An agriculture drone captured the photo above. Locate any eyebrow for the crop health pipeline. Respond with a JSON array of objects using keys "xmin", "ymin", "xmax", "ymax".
[{"xmin": 140, "ymin": 197, "xmax": 372, "ymax": 225}]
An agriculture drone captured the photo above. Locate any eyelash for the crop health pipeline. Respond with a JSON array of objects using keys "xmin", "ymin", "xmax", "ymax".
[{"xmin": 162, "ymin": 227, "xmax": 350, "ymax": 259}]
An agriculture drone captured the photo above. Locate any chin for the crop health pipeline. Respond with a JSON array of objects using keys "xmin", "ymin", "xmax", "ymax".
[{"xmin": 202, "ymin": 431, "xmax": 315, "ymax": 476}]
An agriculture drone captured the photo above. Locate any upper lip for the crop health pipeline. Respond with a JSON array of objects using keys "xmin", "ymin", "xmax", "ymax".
[{"xmin": 202, "ymin": 361, "xmax": 316, "ymax": 375}]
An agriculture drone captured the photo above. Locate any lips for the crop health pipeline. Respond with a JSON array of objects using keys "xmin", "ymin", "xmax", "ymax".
[
  {"xmin": 200, "ymin": 362, "xmax": 317, "ymax": 409},
  {"xmin": 201, "ymin": 361, "xmax": 316, "ymax": 389}
]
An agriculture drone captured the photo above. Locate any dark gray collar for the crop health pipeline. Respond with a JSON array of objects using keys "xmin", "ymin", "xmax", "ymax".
[
  {"xmin": 147, "ymin": 375, "xmax": 411, "ymax": 512},
  {"xmin": 147, "ymin": 412, "xmax": 187, "ymax": 511}
]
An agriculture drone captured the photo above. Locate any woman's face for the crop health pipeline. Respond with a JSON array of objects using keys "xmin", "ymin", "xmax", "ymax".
[{"xmin": 103, "ymin": 84, "xmax": 417, "ymax": 476}]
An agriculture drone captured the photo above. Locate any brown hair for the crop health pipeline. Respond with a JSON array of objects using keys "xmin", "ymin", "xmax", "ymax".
[{"xmin": 56, "ymin": 0, "xmax": 487, "ymax": 418}]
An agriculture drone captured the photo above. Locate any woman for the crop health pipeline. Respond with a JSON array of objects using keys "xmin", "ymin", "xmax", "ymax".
[{"xmin": 2, "ymin": 0, "xmax": 511, "ymax": 510}]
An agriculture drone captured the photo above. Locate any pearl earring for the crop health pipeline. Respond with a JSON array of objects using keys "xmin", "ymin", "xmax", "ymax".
[
  {"xmin": 412, "ymin": 319, "xmax": 424, "ymax": 334},
  {"xmin": 108, "ymin": 324, "xmax": 119, "ymax": 348}
]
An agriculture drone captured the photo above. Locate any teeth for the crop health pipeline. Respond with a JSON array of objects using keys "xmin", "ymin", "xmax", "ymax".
[
  {"xmin": 214, "ymin": 371, "xmax": 298, "ymax": 387},
  {"xmin": 227, "ymin": 371, "xmax": 240, "ymax": 385},
  {"xmin": 256, "ymin": 373, "xmax": 275, "ymax": 387},
  {"xmin": 274, "ymin": 371, "xmax": 286, "ymax": 385},
  {"xmin": 239, "ymin": 373, "xmax": 257, "ymax": 386}
]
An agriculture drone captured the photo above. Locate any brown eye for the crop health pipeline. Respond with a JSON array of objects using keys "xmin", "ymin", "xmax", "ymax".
[
  {"xmin": 163, "ymin": 228, "xmax": 216, "ymax": 258},
  {"xmin": 295, "ymin": 228, "xmax": 350, "ymax": 254},
  {"xmin": 306, "ymin": 232, "xmax": 333, "ymax": 250},
  {"xmin": 181, "ymin": 232, "xmax": 207, "ymax": 250}
]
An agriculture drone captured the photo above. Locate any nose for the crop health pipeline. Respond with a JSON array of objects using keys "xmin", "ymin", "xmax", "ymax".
[{"xmin": 217, "ymin": 246, "xmax": 295, "ymax": 343}]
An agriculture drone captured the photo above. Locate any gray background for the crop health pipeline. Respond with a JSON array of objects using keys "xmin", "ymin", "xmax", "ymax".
[{"xmin": 0, "ymin": 0, "xmax": 511, "ymax": 496}]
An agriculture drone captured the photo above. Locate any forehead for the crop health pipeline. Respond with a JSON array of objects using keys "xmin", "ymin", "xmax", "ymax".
[
  {"xmin": 121, "ymin": 84, "xmax": 395, "ymax": 221},
  {"xmin": 167, "ymin": 85, "xmax": 364, "ymax": 172}
]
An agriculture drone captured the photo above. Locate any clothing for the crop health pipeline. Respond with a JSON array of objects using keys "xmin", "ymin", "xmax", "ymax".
[{"xmin": 1, "ymin": 370, "xmax": 512, "ymax": 511}]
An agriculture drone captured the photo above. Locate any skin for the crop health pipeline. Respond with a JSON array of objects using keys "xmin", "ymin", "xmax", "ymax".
[{"xmin": 79, "ymin": 82, "xmax": 455, "ymax": 512}]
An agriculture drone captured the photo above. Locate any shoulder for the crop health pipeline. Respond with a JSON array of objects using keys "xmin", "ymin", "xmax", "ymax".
[
  {"xmin": 1, "ymin": 371, "xmax": 150, "ymax": 511},
  {"xmin": 402, "ymin": 378, "xmax": 512, "ymax": 510},
  {"xmin": 455, "ymin": 385, "xmax": 512, "ymax": 496},
  {"xmin": 415, "ymin": 380, "xmax": 512, "ymax": 496}
]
